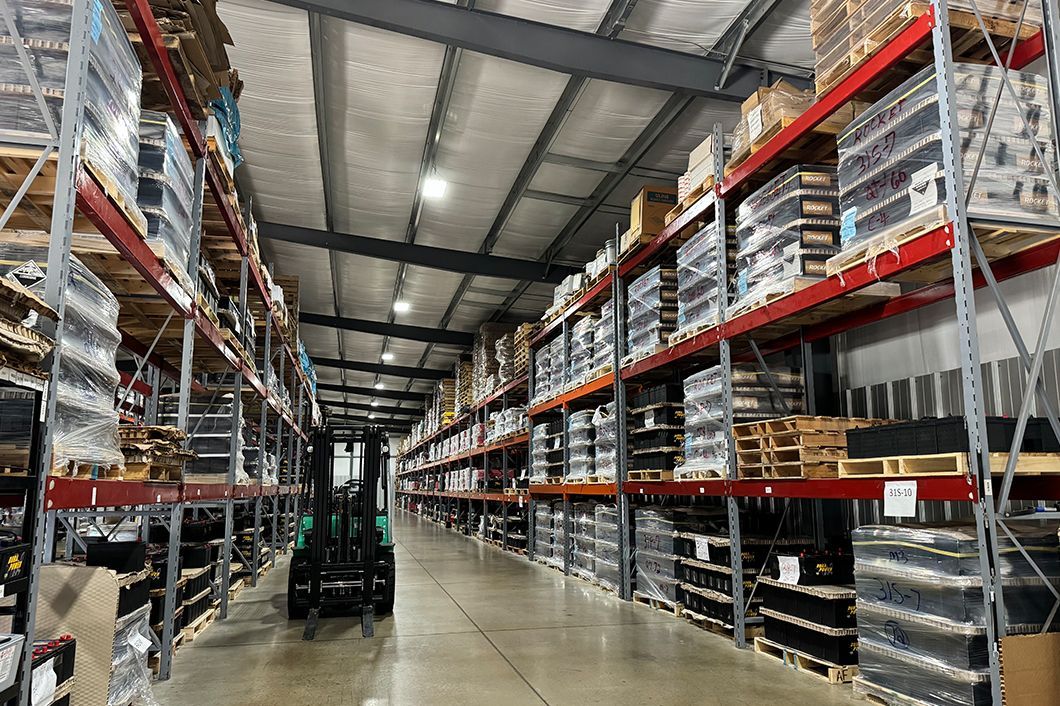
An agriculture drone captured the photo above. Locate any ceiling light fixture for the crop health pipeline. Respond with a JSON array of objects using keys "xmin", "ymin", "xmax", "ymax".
[
  {"xmin": 371, "ymin": 400, "xmax": 379, "ymax": 407},
  {"xmin": 423, "ymin": 176, "xmax": 447, "ymax": 199},
  {"xmin": 374, "ymin": 382, "xmax": 385, "ymax": 390},
  {"xmin": 381, "ymin": 352, "xmax": 394, "ymax": 362},
  {"xmin": 393, "ymin": 301, "xmax": 411, "ymax": 313}
]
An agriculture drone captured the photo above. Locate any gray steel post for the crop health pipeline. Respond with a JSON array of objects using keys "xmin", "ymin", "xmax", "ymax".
[
  {"xmin": 220, "ymin": 255, "xmax": 249, "ymax": 620},
  {"xmin": 611, "ymin": 240, "xmax": 632, "ymax": 601},
  {"xmin": 272, "ymin": 350, "xmax": 285, "ymax": 560},
  {"xmin": 251, "ymin": 313, "xmax": 272, "ymax": 587},
  {"xmin": 294, "ymin": 386, "xmax": 306, "ymax": 520},
  {"xmin": 250, "ymin": 495, "xmax": 262, "ymax": 587},
  {"xmin": 157, "ymin": 501, "xmax": 183, "ymax": 680},
  {"xmin": 19, "ymin": 0, "xmax": 92, "ymax": 700},
  {"xmin": 527, "ymin": 497, "xmax": 537, "ymax": 561},
  {"xmin": 930, "ymin": 1, "xmax": 1004, "ymax": 699}
]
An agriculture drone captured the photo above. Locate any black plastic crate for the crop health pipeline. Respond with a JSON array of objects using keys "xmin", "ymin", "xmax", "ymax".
[
  {"xmin": 630, "ymin": 384, "xmax": 684, "ymax": 409},
  {"xmin": 118, "ymin": 576, "xmax": 151, "ymax": 618},
  {"xmin": 763, "ymin": 613, "xmax": 858, "ymax": 665},
  {"xmin": 630, "ymin": 449, "xmax": 683, "ymax": 471},
  {"xmin": 0, "ymin": 542, "xmax": 29, "ymax": 585},
  {"xmin": 180, "ymin": 543, "xmax": 212, "ymax": 569},
  {"xmin": 86, "ymin": 541, "xmax": 147, "ymax": 573},
  {"xmin": 847, "ymin": 417, "xmax": 1019, "ymax": 457},
  {"xmin": 183, "ymin": 566, "xmax": 210, "ymax": 597},
  {"xmin": 31, "ymin": 636, "xmax": 76, "ymax": 686},
  {"xmin": 631, "ymin": 406, "xmax": 684, "ymax": 428},
  {"xmin": 769, "ymin": 552, "xmax": 854, "ymax": 585},
  {"xmin": 1025, "ymin": 417, "xmax": 1060, "ymax": 451},
  {"xmin": 760, "ymin": 581, "xmax": 857, "ymax": 628},
  {"xmin": 632, "ymin": 428, "xmax": 684, "ymax": 449}
]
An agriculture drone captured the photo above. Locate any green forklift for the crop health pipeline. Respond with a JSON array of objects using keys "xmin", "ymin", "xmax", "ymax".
[{"xmin": 287, "ymin": 425, "xmax": 395, "ymax": 638}]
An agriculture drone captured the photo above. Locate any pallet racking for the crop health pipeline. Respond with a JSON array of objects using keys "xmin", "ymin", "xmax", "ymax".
[
  {"xmin": 397, "ymin": 1, "xmax": 1060, "ymax": 700},
  {"xmin": 0, "ymin": 0, "xmax": 313, "ymax": 699}
]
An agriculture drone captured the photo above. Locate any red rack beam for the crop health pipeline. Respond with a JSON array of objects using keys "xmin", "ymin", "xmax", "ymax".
[
  {"xmin": 45, "ymin": 478, "xmax": 182, "ymax": 511},
  {"xmin": 528, "ymin": 483, "xmax": 617, "ymax": 496},
  {"xmin": 624, "ymin": 479, "xmax": 726, "ymax": 497}
]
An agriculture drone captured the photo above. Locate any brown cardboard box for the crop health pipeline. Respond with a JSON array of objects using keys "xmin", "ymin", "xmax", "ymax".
[
  {"xmin": 741, "ymin": 78, "xmax": 805, "ymax": 117},
  {"xmin": 630, "ymin": 185, "xmax": 678, "ymax": 238},
  {"xmin": 1001, "ymin": 633, "xmax": 1060, "ymax": 705}
]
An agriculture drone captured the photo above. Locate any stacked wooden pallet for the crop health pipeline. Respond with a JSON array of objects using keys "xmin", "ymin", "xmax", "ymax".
[
  {"xmin": 734, "ymin": 416, "xmax": 890, "ymax": 479},
  {"xmin": 118, "ymin": 425, "xmax": 196, "ymax": 482},
  {"xmin": 513, "ymin": 322, "xmax": 537, "ymax": 378}
]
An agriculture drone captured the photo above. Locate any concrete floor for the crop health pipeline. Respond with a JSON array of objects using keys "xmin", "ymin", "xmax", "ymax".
[{"xmin": 155, "ymin": 511, "xmax": 863, "ymax": 706}]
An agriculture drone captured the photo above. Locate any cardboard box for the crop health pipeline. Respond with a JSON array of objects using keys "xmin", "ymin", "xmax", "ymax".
[
  {"xmin": 1001, "ymin": 633, "xmax": 1060, "ymax": 705},
  {"xmin": 630, "ymin": 185, "xmax": 678, "ymax": 238}
]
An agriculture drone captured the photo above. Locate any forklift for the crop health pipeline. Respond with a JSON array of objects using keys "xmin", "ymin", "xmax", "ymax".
[{"xmin": 287, "ymin": 424, "xmax": 396, "ymax": 638}]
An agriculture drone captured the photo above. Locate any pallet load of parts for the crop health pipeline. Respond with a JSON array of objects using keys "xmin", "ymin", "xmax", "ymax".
[
  {"xmin": 571, "ymin": 501, "xmax": 597, "ymax": 582},
  {"xmin": 634, "ymin": 507, "xmax": 720, "ymax": 611},
  {"xmin": 454, "ymin": 358, "xmax": 473, "ymax": 413},
  {"xmin": 0, "ymin": 246, "xmax": 124, "ymax": 478},
  {"xmin": 472, "ymin": 322, "xmax": 512, "ymax": 404},
  {"xmin": 680, "ymin": 526, "xmax": 812, "ymax": 636},
  {"xmin": 531, "ymin": 337, "xmax": 564, "ymax": 405},
  {"xmin": 852, "ymin": 523, "xmax": 1060, "ymax": 705},
  {"xmin": 734, "ymin": 415, "xmax": 891, "ymax": 479},
  {"xmin": 732, "ymin": 165, "xmax": 842, "ymax": 314},
  {"xmin": 625, "ymin": 266, "xmax": 678, "ymax": 364},
  {"xmin": 569, "ymin": 314, "xmax": 598, "ymax": 386},
  {"xmin": 567, "ymin": 410, "xmax": 595, "ymax": 482},
  {"xmin": 830, "ymin": 63, "xmax": 1059, "ymax": 277},
  {"xmin": 511, "ymin": 322, "xmax": 536, "ymax": 379},
  {"xmin": 726, "ymin": 79, "xmax": 862, "ymax": 175},
  {"xmin": 485, "ymin": 405, "xmax": 527, "ymax": 443},
  {"xmin": 629, "ymin": 384, "xmax": 684, "ymax": 481},
  {"xmin": 810, "ymin": 0, "xmax": 1039, "ymax": 97},
  {"xmin": 0, "ymin": 0, "xmax": 145, "ymax": 232},
  {"xmin": 137, "ymin": 110, "xmax": 196, "ymax": 292},
  {"xmin": 0, "ymin": 277, "xmax": 53, "ymax": 471},
  {"xmin": 839, "ymin": 415, "xmax": 1060, "ymax": 476},
  {"xmin": 672, "ymin": 133, "xmax": 723, "ymax": 223},
  {"xmin": 592, "ymin": 299, "xmax": 614, "ymax": 377},
  {"xmin": 620, "ymin": 185, "xmax": 678, "ymax": 257},
  {"xmin": 676, "ymin": 365, "xmax": 806, "ymax": 481},
  {"xmin": 529, "ymin": 420, "xmax": 563, "ymax": 483},
  {"xmin": 592, "ymin": 402, "xmax": 618, "ymax": 483},
  {"xmin": 756, "ymin": 551, "xmax": 859, "ymax": 684},
  {"xmin": 118, "ymin": 425, "xmax": 194, "ymax": 482},
  {"xmin": 669, "ymin": 220, "xmax": 736, "ymax": 345},
  {"xmin": 159, "ymin": 391, "xmax": 248, "ymax": 483}
]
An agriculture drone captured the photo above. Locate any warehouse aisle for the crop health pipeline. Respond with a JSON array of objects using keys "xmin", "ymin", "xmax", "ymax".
[{"xmin": 155, "ymin": 512, "xmax": 862, "ymax": 706}]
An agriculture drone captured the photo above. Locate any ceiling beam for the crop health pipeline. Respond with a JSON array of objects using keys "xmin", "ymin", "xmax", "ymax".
[
  {"xmin": 541, "ymin": 152, "xmax": 682, "ymax": 181},
  {"xmin": 258, "ymin": 221, "xmax": 577, "ymax": 282},
  {"xmin": 322, "ymin": 400, "xmax": 422, "ymax": 416},
  {"xmin": 263, "ymin": 0, "xmax": 793, "ymax": 99},
  {"xmin": 317, "ymin": 383, "xmax": 427, "ymax": 402},
  {"xmin": 331, "ymin": 417, "xmax": 414, "ymax": 428},
  {"xmin": 300, "ymin": 312, "xmax": 475, "ymax": 346},
  {"xmin": 313, "ymin": 357, "xmax": 450, "ymax": 380}
]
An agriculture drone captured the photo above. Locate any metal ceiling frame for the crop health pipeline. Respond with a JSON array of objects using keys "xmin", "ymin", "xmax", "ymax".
[
  {"xmin": 300, "ymin": 312, "xmax": 475, "ymax": 346},
  {"xmin": 316, "ymin": 383, "xmax": 427, "ymax": 401},
  {"xmin": 312, "ymin": 357, "xmax": 450, "ymax": 380},
  {"xmin": 322, "ymin": 400, "xmax": 423, "ymax": 415},
  {"xmin": 262, "ymin": 0, "xmax": 804, "ymax": 98},
  {"xmin": 258, "ymin": 221, "xmax": 577, "ymax": 281}
]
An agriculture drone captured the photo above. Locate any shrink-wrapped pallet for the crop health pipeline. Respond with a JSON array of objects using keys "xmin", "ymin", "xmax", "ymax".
[
  {"xmin": 0, "ymin": 0, "xmax": 143, "ymax": 214},
  {"xmin": 673, "ymin": 221, "xmax": 724, "ymax": 340},
  {"xmin": 733, "ymin": 165, "xmax": 841, "ymax": 312},
  {"xmin": 566, "ymin": 410, "xmax": 595, "ymax": 480},
  {"xmin": 569, "ymin": 315, "xmax": 596, "ymax": 383},
  {"xmin": 626, "ymin": 265, "xmax": 678, "ymax": 359},
  {"xmin": 592, "ymin": 299, "xmax": 614, "ymax": 372},
  {"xmin": 0, "ymin": 245, "xmax": 122, "ymax": 472},
  {"xmin": 137, "ymin": 111, "xmax": 195, "ymax": 287},
  {"xmin": 592, "ymin": 402, "xmax": 618, "ymax": 482},
  {"xmin": 834, "ymin": 64, "xmax": 1059, "ymax": 272}
]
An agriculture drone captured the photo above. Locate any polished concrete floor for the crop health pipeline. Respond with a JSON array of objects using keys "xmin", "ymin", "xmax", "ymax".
[{"xmin": 155, "ymin": 511, "xmax": 863, "ymax": 705}]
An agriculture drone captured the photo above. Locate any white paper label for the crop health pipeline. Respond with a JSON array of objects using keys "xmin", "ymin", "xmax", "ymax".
[
  {"xmin": 31, "ymin": 661, "xmax": 56, "ymax": 706},
  {"xmin": 694, "ymin": 536, "xmax": 711, "ymax": 561},
  {"xmin": 777, "ymin": 555, "xmax": 801, "ymax": 585},
  {"xmin": 518, "ymin": 495, "xmax": 524, "ymax": 508},
  {"xmin": 909, "ymin": 163, "xmax": 938, "ymax": 216},
  {"xmin": 644, "ymin": 410, "xmax": 656, "ymax": 428},
  {"xmin": 7, "ymin": 260, "xmax": 45, "ymax": 288},
  {"xmin": 748, "ymin": 105, "xmax": 764, "ymax": 142},
  {"xmin": 884, "ymin": 480, "xmax": 918, "ymax": 517},
  {"xmin": 128, "ymin": 630, "xmax": 152, "ymax": 654}
]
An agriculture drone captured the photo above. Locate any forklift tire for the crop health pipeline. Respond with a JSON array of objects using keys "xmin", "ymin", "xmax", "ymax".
[{"xmin": 376, "ymin": 560, "xmax": 396, "ymax": 614}]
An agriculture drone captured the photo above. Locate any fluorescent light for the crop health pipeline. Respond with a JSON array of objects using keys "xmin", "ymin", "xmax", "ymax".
[
  {"xmin": 381, "ymin": 352, "xmax": 394, "ymax": 361},
  {"xmin": 374, "ymin": 382, "xmax": 385, "ymax": 390},
  {"xmin": 423, "ymin": 177, "xmax": 447, "ymax": 199},
  {"xmin": 370, "ymin": 400, "xmax": 379, "ymax": 407},
  {"xmin": 393, "ymin": 301, "xmax": 411, "ymax": 313}
]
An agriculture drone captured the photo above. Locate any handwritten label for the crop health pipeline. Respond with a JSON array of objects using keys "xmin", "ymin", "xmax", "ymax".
[
  {"xmin": 694, "ymin": 536, "xmax": 711, "ymax": 561},
  {"xmin": 884, "ymin": 480, "xmax": 918, "ymax": 518},
  {"xmin": 777, "ymin": 555, "xmax": 800, "ymax": 585}
]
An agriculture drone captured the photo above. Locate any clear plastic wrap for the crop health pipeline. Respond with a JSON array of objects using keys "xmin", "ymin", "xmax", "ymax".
[
  {"xmin": 569, "ymin": 315, "xmax": 597, "ymax": 382},
  {"xmin": 592, "ymin": 298, "xmax": 614, "ymax": 372},
  {"xmin": 626, "ymin": 265, "xmax": 678, "ymax": 359},
  {"xmin": 857, "ymin": 640, "xmax": 991, "ymax": 706},
  {"xmin": 472, "ymin": 322, "xmax": 512, "ymax": 403},
  {"xmin": 733, "ymin": 165, "xmax": 840, "ymax": 313},
  {"xmin": 836, "ymin": 63, "xmax": 1059, "ymax": 266},
  {"xmin": 0, "ymin": 0, "xmax": 142, "ymax": 212},
  {"xmin": 110, "ymin": 606, "xmax": 160, "ymax": 706},
  {"xmin": 674, "ymin": 221, "xmax": 724, "ymax": 339},
  {"xmin": 494, "ymin": 334, "xmax": 515, "ymax": 386},
  {"xmin": 592, "ymin": 403, "xmax": 617, "ymax": 482},
  {"xmin": 636, "ymin": 549, "xmax": 680, "ymax": 603},
  {"xmin": 0, "ymin": 244, "xmax": 122, "ymax": 471},
  {"xmin": 566, "ymin": 410, "xmax": 595, "ymax": 480},
  {"xmin": 137, "ymin": 111, "xmax": 194, "ymax": 286},
  {"xmin": 530, "ymin": 423, "xmax": 553, "ymax": 481},
  {"xmin": 678, "ymin": 365, "xmax": 728, "ymax": 479}
]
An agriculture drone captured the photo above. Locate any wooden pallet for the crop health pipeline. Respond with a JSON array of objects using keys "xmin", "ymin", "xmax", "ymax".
[
  {"xmin": 627, "ymin": 469, "xmax": 674, "ymax": 481},
  {"xmin": 682, "ymin": 608, "xmax": 764, "ymax": 641},
  {"xmin": 734, "ymin": 416, "xmax": 893, "ymax": 479},
  {"xmin": 673, "ymin": 468, "xmax": 725, "ymax": 480},
  {"xmin": 754, "ymin": 636, "xmax": 859, "ymax": 685},
  {"xmin": 258, "ymin": 559, "xmax": 273, "ymax": 577},
  {"xmin": 122, "ymin": 460, "xmax": 184, "ymax": 482},
  {"xmin": 529, "ymin": 476, "xmax": 564, "ymax": 485},
  {"xmin": 852, "ymin": 676, "xmax": 933, "ymax": 706},
  {"xmin": 667, "ymin": 319, "xmax": 719, "ymax": 347},
  {"xmin": 180, "ymin": 607, "xmax": 217, "ymax": 643},
  {"xmin": 621, "ymin": 343, "xmax": 670, "ymax": 367},
  {"xmin": 632, "ymin": 591, "xmax": 683, "ymax": 617},
  {"xmin": 664, "ymin": 175, "xmax": 715, "ymax": 227},
  {"xmin": 839, "ymin": 451, "xmax": 1060, "ymax": 477},
  {"xmin": 227, "ymin": 577, "xmax": 245, "ymax": 602},
  {"xmin": 503, "ymin": 487, "xmax": 529, "ymax": 496}
]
